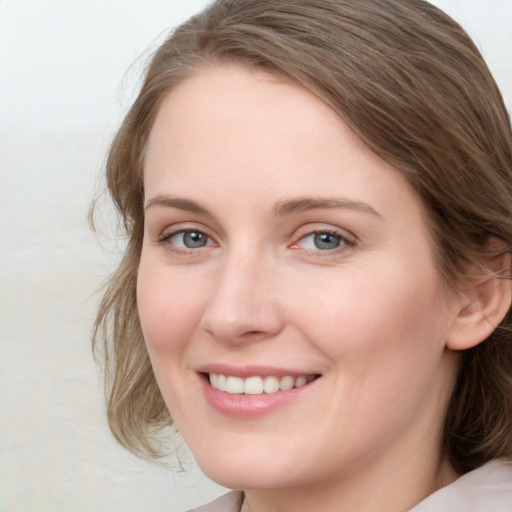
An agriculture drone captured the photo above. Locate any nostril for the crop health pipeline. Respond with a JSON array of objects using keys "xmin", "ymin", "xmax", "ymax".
[{"xmin": 240, "ymin": 330, "xmax": 266, "ymax": 339}]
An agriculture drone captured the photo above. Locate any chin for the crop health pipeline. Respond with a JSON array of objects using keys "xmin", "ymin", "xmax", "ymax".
[
  {"xmin": 194, "ymin": 449, "xmax": 305, "ymax": 490},
  {"xmin": 202, "ymin": 468, "xmax": 291, "ymax": 491}
]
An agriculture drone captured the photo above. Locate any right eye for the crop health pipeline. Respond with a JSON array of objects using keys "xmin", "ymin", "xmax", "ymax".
[{"xmin": 159, "ymin": 229, "xmax": 215, "ymax": 251}]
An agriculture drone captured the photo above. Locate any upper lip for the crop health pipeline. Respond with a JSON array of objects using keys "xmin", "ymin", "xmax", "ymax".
[{"xmin": 196, "ymin": 364, "xmax": 320, "ymax": 378}]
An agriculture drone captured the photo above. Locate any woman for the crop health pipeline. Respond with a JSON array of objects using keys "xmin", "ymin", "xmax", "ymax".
[{"xmin": 93, "ymin": 0, "xmax": 512, "ymax": 510}]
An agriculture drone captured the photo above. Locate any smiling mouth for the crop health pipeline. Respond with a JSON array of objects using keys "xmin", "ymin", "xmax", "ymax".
[{"xmin": 207, "ymin": 373, "xmax": 319, "ymax": 395}]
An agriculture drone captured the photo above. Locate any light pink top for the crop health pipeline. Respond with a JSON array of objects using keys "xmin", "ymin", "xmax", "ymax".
[{"xmin": 187, "ymin": 460, "xmax": 512, "ymax": 512}]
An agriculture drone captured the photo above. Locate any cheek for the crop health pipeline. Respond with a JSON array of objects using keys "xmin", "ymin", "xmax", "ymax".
[
  {"xmin": 136, "ymin": 262, "xmax": 205, "ymax": 355},
  {"xmin": 136, "ymin": 261, "xmax": 211, "ymax": 417},
  {"xmin": 290, "ymin": 261, "xmax": 448, "ymax": 363},
  {"xmin": 292, "ymin": 264, "xmax": 454, "ymax": 440}
]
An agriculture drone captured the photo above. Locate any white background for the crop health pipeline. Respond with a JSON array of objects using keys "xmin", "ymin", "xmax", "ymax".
[{"xmin": 1, "ymin": 1, "xmax": 511, "ymax": 511}]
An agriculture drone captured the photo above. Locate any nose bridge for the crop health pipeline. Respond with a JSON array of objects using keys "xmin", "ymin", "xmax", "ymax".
[{"xmin": 200, "ymin": 243, "xmax": 282, "ymax": 343}]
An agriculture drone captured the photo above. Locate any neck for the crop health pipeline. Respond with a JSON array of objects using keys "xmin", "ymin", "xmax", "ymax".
[{"xmin": 241, "ymin": 452, "xmax": 458, "ymax": 512}]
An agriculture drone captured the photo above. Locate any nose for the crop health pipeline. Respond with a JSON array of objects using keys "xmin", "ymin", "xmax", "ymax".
[{"xmin": 200, "ymin": 249, "xmax": 284, "ymax": 345}]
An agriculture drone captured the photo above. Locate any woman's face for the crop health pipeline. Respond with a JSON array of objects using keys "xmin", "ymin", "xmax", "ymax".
[{"xmin": 138, "ymin": 64, "xmax": 462, "ymax": 492}]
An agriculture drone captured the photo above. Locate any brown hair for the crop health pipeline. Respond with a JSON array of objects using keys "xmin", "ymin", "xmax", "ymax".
[{"xmin": 92, "ymin": 0, "xmax": 512, "ymax": 473}]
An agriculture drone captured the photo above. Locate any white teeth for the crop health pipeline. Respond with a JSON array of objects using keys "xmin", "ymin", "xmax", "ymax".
[
  {"xmin": 217, "ymin": 374, "xmax": 227, "ymax": 392},
  {"xmin": 226, "ymin": 376, "xmax": 244, "ymax": 394},
  {"xmin": 244, "ymin": 376, "xmax": 263, "ymax": 394},
  {"xmin": 294, "ymin": 376, "xmax": 307, "ymax": 388},
  {"xmin": 279, "ymin": 375, "xmax": 295, "ymax": 391},
  {"xmin": 209, "ymin": 373, "xmax": 315, "ymax": 394},
  {"xmin": 263, "ymin": 375, "xmax": 280, "ymax": 393}
]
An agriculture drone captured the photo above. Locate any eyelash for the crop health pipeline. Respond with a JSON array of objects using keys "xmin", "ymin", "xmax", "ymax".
[{"xmin": 157, "ymin": 228, "xmax": 356, "ymax": 256}]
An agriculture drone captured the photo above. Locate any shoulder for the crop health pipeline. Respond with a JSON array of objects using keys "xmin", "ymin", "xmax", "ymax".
[
  {"xmin": 410, "ymin": 460, "xmax": 512, "ymax": 512},
  {"xmin": 186, "ymin": 491, "xmax": 244, "ymax": 512}
]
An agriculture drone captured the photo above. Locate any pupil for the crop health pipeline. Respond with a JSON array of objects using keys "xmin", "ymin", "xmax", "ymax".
[
  {"xmin": 314, "ymin": 233, "xmax": 340, "ymax": 250},
  {"xmin": 184, "ymin": 231, "xmax": 206, "ymax": 248}
]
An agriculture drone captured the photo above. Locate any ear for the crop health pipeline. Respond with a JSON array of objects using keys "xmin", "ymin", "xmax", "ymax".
[{"xmin": 446, "ymin": 245, "xmax": 512, "ymax": 351}]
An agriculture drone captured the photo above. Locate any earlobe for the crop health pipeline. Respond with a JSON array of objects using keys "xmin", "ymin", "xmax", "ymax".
[{"xmin": 446, "ymin": 249, "xmax": 512, "ymax": 351}]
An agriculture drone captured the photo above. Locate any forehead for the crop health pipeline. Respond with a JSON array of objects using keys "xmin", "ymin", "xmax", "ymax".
[
  {"xmin": 143, "ymin": 63, "xmax": 421, "ymax": 224},
  {"xmin": 145, "ymin": 64, "xmax": 355, "ymax": 168}
]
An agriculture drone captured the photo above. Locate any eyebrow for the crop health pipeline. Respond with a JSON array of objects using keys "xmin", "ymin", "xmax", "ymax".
[
  {"xmin": 144, "ymin": 194, "xmax": 382, "ymax": 219},
  {"xmin": 273, "ymin": 197, "xmax": 382, "ymax": 219},
  {"xmin": 144, "ymin": 195, "xmax": 210, "ymax": 215}
]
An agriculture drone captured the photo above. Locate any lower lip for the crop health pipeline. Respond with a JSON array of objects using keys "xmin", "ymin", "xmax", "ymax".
[{"xmin": 201, "ymin": 376, "xmax": 318, "ymax": 418}]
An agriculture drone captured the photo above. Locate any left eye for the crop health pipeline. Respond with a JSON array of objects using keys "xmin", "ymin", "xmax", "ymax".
[
  {"xmin": 167, "ymin": 230, "xmax": 212, "ymax": 249},
  {"xmin": 298, "ymin": 232, "xmax": 345, "ymax": 251}
]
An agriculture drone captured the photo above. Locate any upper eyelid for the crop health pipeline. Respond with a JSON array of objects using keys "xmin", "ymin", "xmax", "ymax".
[
  {"xmin": 291, "ymin": 224, "xmax": 357, "ymax": 243},
  {"xmin": 159, "ymin": 228, "xmax": 215, "ymax": 244},
  {"xmin": 158, "ymin": 222, "xmax": 215, "ymax": 238},
  {"xmin": 145, "ymin": 209, "xmax": 224, "ymax": 239}
]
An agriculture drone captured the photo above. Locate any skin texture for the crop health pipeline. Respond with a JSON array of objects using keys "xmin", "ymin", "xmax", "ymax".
[{"xmin": 138, "ymin": 64, "xmax": 469, "ymax": 512}]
